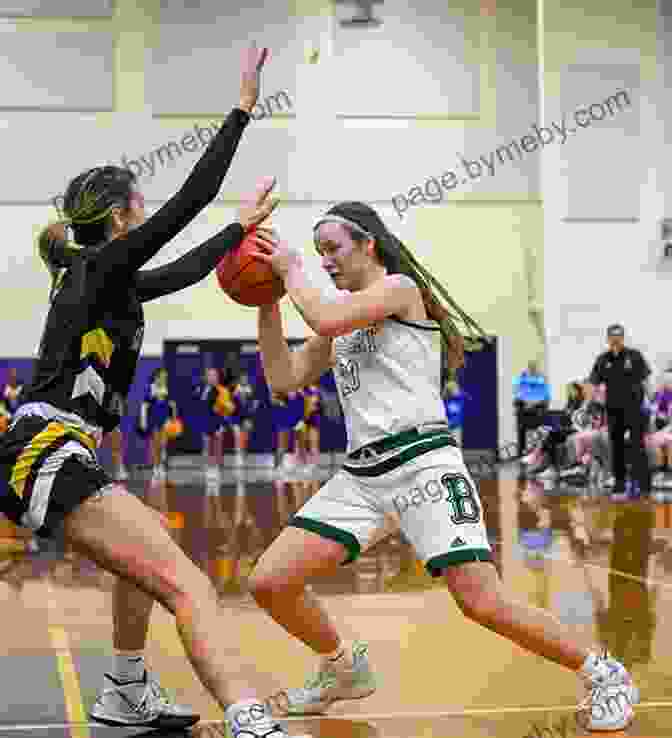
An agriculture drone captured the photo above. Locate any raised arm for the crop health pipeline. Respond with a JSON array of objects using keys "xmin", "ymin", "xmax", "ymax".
[
  {"xmin": 134, "ymin": 177, "xmax": 278, "ymax": 302},
  {"xmin": 258, "ymin": 303, "xmax": 333, "ymax": 394},
  {"xmin": 95, "ymin": 44, "xmax": 269, "ymax": 279}
]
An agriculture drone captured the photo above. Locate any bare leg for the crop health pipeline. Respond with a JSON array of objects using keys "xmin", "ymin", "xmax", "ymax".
[
  {"xmin": 443, "ymin": 561, "xmax": 588, "ymax": 670},
  {"xmin": 63, "ymin": 486, "xmax": 261, "ymax": 708},
  {"xmin": 249, "ymin": 526, "xmax": 347, "ymax": 653},
  {"xmin": 108, "ymin": 428, "xmax": 124, "ymax": 472},
  {"xmin": 276, "ymin": 431, "xmax": 288, "ymax": 467}
]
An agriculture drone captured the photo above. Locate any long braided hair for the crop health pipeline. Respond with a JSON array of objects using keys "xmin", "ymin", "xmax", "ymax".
[
  {"xmin": 313, "ymin": 202, "xmax": 491, "ymax": 371},
  {"xmin": 38, "ymin": 165, "xmax": 136, "ymax": 299}
]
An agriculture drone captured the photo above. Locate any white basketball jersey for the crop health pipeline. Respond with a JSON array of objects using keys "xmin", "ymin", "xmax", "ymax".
[{"xmin": 332, "ymin": 317, "xmax": 447, "ymax": 452}]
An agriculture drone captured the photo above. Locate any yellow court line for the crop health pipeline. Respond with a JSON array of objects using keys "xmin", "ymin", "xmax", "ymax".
[{"xmin": 45, "ymin": 580, "xmax": 91, "ymax": 738}]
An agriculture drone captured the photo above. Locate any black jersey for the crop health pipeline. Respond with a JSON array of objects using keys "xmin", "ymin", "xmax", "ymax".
[
  {"xmin": 589, "ymin": 347, "xmax": 651, "ymax": 410},
  {"xmin": 22, "ymin": 107, "xmax": 251, "ymax": 434}
]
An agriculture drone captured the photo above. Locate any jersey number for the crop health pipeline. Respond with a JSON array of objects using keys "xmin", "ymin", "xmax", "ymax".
[
  {"xmin": 440, "ymin": 473, "xmax": 481, "ymax": 524},
  {"xmin": 339, "ymin": 358, "xmax": 360, "ymax": 397}
]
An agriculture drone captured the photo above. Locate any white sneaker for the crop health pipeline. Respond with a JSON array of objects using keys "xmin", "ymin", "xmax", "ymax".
[
  {"xmin": 559, "ymin": 465, "xmax": 587, "ymax": 480},
  {"xmin": 90, "ymin": 671, "xmax": 199, "ymax": 729},
  {"xmin": 578, "ymin": 653, "xmax": 638, "ymax": 732},
  {"xmin": 662, "ymin": 474, "xmax": 672, "ymax": 489},
  {"xmin": 652, "ymin": 472, "xmax": 665, "ymax": 488},
  {"xmin": 537, "ymin": 466, "xmax": 558, "ymax": 481},
  {"xmin": 225, "ymin": 700, "xmax": 286, "ymax": 737},
  {"xmin": 267, "ymin": 642, "xmax": 376, "ymax": 716},
  {"xmin": 151, "ymin": 465, "xmax": 166, "ymax": 483},
  {"xmin": 603, "ymin": 475, "xmax": 616, "ymax": 489},
  {"xmin": 113, "ymin": 464, "xmax": 129, "ymax": 482}
]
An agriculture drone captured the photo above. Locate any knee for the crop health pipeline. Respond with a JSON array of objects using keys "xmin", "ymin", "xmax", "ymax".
[
  {"xmin": 248, "ymin": 565, "xmax": 306, "ymax": 605},
  {"xmin": 247, "ymin": 570, "xmax": 284, "ymax": 604},
  {"xmin": 451, "ymin": 586, "xmax": 500, "ymax": 626}
]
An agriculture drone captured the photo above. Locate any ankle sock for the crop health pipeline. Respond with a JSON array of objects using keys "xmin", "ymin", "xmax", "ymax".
[
  {"xmin": 112, "ymin": 650, "xmax": 146, "ymax": 683},
  {"xmin": 579, "ymin": 651, "xmax": 609, "ymax": 681}
]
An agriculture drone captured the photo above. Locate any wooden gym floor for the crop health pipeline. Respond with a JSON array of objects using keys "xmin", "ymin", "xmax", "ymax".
[{"xmin": 0, "ymin": 461, "xmax": 671, "ymax": 737}]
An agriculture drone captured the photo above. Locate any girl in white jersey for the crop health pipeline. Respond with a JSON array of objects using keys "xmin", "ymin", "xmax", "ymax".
[{"xmin": 248, "ymin": 202, "xmax": 638, "ymax": 732}]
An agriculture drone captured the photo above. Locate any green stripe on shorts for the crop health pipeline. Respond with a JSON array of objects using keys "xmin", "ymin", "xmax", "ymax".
[
  {"xmin": 426, "ymin": 548, "xmax": 493, "ymax": 577},
  {"xmin": 343, "ymin": 434, "xmax": 457, "ymax": 478},
  {"xmin": 290, "ymin": 516, "xmax": 361, "ymax": 564}
]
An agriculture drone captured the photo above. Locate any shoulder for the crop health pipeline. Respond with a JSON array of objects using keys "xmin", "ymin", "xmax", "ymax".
[{"xmin": 389, "ymin": 273, "xmax": 418, "ymax": 290}]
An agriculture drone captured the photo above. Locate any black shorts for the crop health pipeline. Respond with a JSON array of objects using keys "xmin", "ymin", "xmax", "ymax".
[{"xmin": 0, "ymin": 415, "xmax": 114, "ymax": 538}]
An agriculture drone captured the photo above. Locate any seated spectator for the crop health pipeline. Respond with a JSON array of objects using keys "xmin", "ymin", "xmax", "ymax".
[
  {"xmin": 645, "ymin": 374, "xmax": 672, "ymax": 487},
  {"xmin": 2, "ymin": 368, "xmax": 23, "ymax": 417},
  {"xmin": 527, "ymin": 392, "xmax": 606, "ymax": 484},
  {"xmin": 651, "ymin": 372, "xmax": 672, "ymax": 431},
  {"xmin": 514, "ymin": 360, "xmax": 551, "ymax": 456},
  {"xmin": 523, "ymin": 381, "xmax": 585, "ymax": 475},
  {"xmin": 565, "ymin": 401, "xmax": 608, "ymax": 482},
  {"xmin": 443, "ymin": 379, "xmax": 466, "ymax": 447}
]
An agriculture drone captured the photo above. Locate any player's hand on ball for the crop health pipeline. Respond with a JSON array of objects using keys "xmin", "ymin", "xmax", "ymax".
[
  {"xmin": 237, "ymin": 176, "xmax": 279, "ymax": 231},
  {"xmin": 250, "ymin": 227, "xmax": 302, "ymax": 278}
]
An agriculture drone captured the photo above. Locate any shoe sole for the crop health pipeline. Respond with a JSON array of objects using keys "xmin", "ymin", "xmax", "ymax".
[
  {"xmin": 283, "ymin": 684, "xmax": 377, "ymax": 716},
  {"xmin": 585, "ymin": 710, "xmax": 634, "ymax": 732},
  {"xmin": 89, "ymin": 711, "xmax": 199, "ymax": 729}
]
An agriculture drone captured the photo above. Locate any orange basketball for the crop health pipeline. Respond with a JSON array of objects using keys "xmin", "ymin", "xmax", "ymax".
[
  {"xmin": 216, "ymin": 227, "xmax": 286, "ymax": 307},
  {"xmin": 163, "ymin": 418, "xmax": 183, "ymax": 441}
]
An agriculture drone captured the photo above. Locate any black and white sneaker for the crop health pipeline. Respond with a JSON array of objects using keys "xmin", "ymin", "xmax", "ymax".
[
  {"xmin": 89, "ymin": 671, "xmax": 199, "ymax": 729},
  {"xmin": 224, "ymin": 700, "xmax": 287, "ymax": 737}
]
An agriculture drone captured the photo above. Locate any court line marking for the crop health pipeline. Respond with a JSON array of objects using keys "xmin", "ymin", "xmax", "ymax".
[
  {"xmin": 45, "ymin": 577, "xmax": 91, "ymax": 738},
  {"xmin": 3, "ymin": 702, "xmax": 672, "ymax": 730}
]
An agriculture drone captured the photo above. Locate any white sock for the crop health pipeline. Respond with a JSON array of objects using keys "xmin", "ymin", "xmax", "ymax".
[
  {"xmin": 579, "ymin": 651, "xmax": 603, "ymax": 679},
  {"xmin": 112, "ymin": 650, "xmax": 146, "ymax": 682}
]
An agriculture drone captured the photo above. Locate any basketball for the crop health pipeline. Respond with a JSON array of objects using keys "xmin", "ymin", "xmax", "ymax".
[{"xmin": 216, "ymin": 227, "xmax": 286, "ymax": 307}]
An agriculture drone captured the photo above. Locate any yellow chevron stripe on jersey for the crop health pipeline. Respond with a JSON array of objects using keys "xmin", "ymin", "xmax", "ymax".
[
  {"xmin": 10, "ymin": 421, "xmax": 96, "ymax": 498},
  {"xmin": 81, "ymin": 328, "xmax": 114, "ymax": 368}
]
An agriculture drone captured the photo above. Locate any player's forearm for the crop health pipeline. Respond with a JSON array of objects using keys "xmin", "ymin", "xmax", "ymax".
[
  {"xmin": 258, "ymin": 304, "xmax": 296, "ymax": 393},
  {"xmin": 284, "ymin": 259, "xmax": 344, "ymax": 335}
]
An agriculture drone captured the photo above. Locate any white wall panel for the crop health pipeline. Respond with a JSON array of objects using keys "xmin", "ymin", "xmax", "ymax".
[
  {"xmin": 149, "ymin": 1, "xmax": 299, "ymax": 116},
  {"xmin": 0, "ymin": 113, "xmax": 542, "ymax": 205},
  {"xmin": 558, "ymin": 64, "xmax": 640, "ymax": 220},
  {"xmin": 332, "ymin": 0, "xmax": 479, "ymax": 117},
  {"xmin": 0, "ymin": 1, "xmax": 111, "ymax": 15},
  {"xmin": 0, "ymin": 27, "xmax": 113, "ymax": 110}
]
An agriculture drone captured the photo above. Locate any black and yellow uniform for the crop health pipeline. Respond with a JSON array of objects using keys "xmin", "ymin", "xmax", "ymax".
[{"xmin": 0, "ymin": 107, "xmax": 251, "ymax": 537}]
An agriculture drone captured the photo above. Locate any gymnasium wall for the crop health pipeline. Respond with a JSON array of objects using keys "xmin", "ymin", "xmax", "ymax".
[
  {"xmin": 541, "ymin": 0, "xmax": 669, "ymax": 403},
  {"xmin": 0, "ymin": 0, "xmax": 543, "ymax": 404}
]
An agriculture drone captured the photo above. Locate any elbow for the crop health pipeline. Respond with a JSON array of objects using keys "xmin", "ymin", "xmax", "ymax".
[{"xmin": 313, "ymin": 318, "xmax": 345, "ymax": 338}]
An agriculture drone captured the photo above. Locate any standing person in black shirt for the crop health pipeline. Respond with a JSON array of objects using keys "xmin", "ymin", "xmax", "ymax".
[
  {"xmin": 0, "ymin": 44, "xmax": 290, "ymax": 738},
  {"xmin": 588, "ymin": 324, "xmax": 652, "ymax": 496}
]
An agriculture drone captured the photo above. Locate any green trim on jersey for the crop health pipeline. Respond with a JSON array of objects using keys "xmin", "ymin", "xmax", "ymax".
[
  {"xmin": 290, "ymin": 516, "xmax": 361, "ymax": 564},
  {"xmin": 426, "ymin": 548, "xmax": 493, "ymax": 577},
  {"xmin": 343, "ymin": 427, "xmax": 457, "ymax": 478}
]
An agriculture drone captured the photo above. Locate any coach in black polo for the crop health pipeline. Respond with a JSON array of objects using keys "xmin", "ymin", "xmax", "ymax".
[{"xmin": 588, "ymin": 324, "xmax": 651, "ymax": 494}]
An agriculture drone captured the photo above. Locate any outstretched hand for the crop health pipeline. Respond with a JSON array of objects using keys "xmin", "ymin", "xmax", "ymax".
[
  {"xmin": 239, "ymin": 43, "xmax": 269, "ymax": 114},
  {"xmin": 237, "ymin": 176, "xmax": 279, "ymax": 231}
]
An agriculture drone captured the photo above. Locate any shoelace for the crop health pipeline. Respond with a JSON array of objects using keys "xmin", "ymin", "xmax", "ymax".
[
  {"xmin": 231, "ymin": 704, "xmax": 282, "ymax": 736},
  {"xmin": 268, "ymin": 667, "xmax": 337, "ymax": 714},
  {"xmin": 147, "ymin": 678, "xmax": 174, "ymax": 709},
  {"xmin": 126, "ymin": 677, "xmax": 172, "ymax": 716}
]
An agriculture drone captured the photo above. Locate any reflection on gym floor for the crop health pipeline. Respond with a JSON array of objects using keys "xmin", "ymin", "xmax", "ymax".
[{"xmin": 2, "ymin": 462, "xmax": 672, "ymax": 737}]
